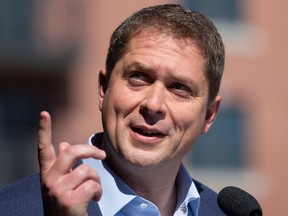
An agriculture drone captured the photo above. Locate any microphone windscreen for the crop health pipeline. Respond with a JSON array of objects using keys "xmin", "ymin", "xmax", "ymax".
[{"xmin": 217, "ymin": 186, "xmax": 262, "ymax": 216}]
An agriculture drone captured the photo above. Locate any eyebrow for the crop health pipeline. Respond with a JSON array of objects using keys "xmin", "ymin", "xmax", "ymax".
[
  {"xmin": 125, "ymin": 62, "xmax": 153, "ymax": 73},
  {"xmin": 170, "ymin": 74, "xmax": 205, "ymax": 95},
  {"xmin": 122, "ymin": 62, "xmax": 154, "ymax": 79}
]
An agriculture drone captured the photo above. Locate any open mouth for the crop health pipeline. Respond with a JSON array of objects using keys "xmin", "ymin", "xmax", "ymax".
[{"xmin": 131, "ymin": 127, "xmax": 165, "ymax": 137}]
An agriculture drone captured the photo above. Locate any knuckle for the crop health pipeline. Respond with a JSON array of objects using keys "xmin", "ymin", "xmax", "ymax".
[
  {"xmin": 42, "ymin": 176, "xmax": 54, "ymax": 190},
  {"xmin": 41, "ymin": 175, "xmax": 62, "ymax": 198},
  {"xmin": 84, "ymin": 180, "xmax": 102, "ymax": 196},
  {"xmin": 62, "ymin": 144, "xmax": 75, "ymax": 157},
  {"xmin": 76, "ymin": 165, "xmax": 90, "ymax": 178},
  {"xmin": 76, "ymin": 164, "xmax": 100, "ymax": 182},
  {"xmin": 50, "ymin": 187, "xmax": 61, "ymax": 198}
]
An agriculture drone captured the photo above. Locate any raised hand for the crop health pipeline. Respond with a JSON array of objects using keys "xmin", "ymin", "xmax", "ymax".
[{"xmin": 38, "ymin": 111, "xmax": 106, "ymax": 215}]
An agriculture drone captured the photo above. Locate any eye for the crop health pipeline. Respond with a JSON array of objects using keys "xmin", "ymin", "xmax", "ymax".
[
  {"xmin": 170, "ymin": 83, "xmax": 193, "ymax": 98},
  {"xmin": 128, "ymin": 72, "xmax": 150, "ymax": 86},
  {"xmin": 171, "ymin": 83, "xmax": 186, "ymax": 90},
  {"xmin": 129, "ymin": 72, "xmax": 144, "ymax": 80}
]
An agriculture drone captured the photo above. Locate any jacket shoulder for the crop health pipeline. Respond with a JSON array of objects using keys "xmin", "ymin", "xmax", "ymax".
[
  {"xmin": 193, "ymin": 179, "xmax": 225, "ymax": 216},
  {"xmin": 0, "ymin": 173, "xmax": 44, "ymax": 216},
  {"xmin": 0, "ymin": 173, "xmax": 102, "ymax": 216}
]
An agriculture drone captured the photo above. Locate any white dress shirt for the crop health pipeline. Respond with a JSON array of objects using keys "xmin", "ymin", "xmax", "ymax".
[{"xmin": 82, "ymin": 133, "xmax": 200, "ymax": 216}]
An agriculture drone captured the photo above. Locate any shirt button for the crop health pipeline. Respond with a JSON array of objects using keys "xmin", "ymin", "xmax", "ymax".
[{"xmin": 140, "ymin": 203, "xmax": 148, "ymax": 209}]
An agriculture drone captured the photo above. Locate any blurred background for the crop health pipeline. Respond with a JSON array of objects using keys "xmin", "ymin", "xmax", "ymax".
[{"xmin": 0, "ymin": 0, "xmax": 287, "ymax": 214}]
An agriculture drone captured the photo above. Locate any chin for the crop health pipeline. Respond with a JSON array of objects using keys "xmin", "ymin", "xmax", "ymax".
[{"xmin": 121, "ymin": 152, "xmax": 165, "ymax": 170}]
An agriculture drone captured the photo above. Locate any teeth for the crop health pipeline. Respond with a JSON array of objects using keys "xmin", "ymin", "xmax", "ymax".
[
  {"xmin": 143, "ymin": 131, "xmax": 159, "ymax": 135},
  {"xmin": 143, "ymin": 130, "xmax": 161, "ymax": 135},
  {"xmin": 132, "ymin": 127, "xmax": 163, "ymax": 136}
]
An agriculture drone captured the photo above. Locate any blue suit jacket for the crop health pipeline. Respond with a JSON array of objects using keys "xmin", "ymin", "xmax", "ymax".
[{"xmin": 0, "ymin": 174, "xmax": 225, "ymax": 215}]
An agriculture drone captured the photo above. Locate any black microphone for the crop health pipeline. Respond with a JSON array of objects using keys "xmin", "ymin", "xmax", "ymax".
[{"xmin": 217, "ymin": 186, "xmax": 263, "ymax": 216}]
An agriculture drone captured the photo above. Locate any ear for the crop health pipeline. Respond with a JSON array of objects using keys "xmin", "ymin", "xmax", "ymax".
[
  {"xmin": 201, "ymin": 95, "xmax": 221, "ymax": 134},
  {"xmin": 98, "ymin": 68, "xmax": 108, "ymax": 112}
]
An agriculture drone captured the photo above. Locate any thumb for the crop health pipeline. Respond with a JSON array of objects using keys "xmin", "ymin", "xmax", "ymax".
[{"xmin": 38, "ymin": 111, "xmax": 56, "ymax": 174}]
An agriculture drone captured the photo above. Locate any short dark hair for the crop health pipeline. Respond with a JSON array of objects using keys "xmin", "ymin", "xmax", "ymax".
[{"xmin": 105, "ymin": 4, "xmax": 225, "ymax": 103}]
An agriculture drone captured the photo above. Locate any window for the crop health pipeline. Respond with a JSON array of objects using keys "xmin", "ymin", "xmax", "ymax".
[
  {"xmin": 183, "ymin": 0, "xmax": 261, "ymax": 56},
  {"xmin": 0, "ymin": 0, "xmax": 34, "ymax": 51},
  {"xmin": 0, "ymin": 67, "xmax": 69, "ymax": 187},
  {"xmin": 189, "ymin": 107, "xmax": 244, "ymax": 167},
  {"xmin": 183, "ymin": 0, "xmax": 240, "ymax": 21}
]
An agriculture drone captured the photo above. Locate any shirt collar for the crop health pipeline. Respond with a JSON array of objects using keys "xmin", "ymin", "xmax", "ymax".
[
  {"xmin": 84, "ymin": 133, "xmax": 200, "ymax": 215},
  {"xmin": 175, "ymin": 164, "xmax": 200, "ymax": 216},
  {"xmin": 84, "ymin": 134, "xmax": 136, "ymax": 215}
]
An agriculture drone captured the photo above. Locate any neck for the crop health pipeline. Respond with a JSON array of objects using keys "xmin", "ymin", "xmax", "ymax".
[
  {"xmin": 106, "ymin": 157, "xmax": 179, "ymax": 216},
  {"xmin": 102, "ymin": 141, "xmax": 181, "ymax": 215}
]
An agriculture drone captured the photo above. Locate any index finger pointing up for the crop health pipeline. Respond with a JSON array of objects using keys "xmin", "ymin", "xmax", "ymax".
[{"xmin": 38, "ymin": 111, "xmax": 56, "ymax": 174}]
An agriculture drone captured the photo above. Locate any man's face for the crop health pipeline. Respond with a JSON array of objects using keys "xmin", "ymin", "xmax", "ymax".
[{"xmin": 99, "ymin": 34, "xmax": 220, "ymax": 169}]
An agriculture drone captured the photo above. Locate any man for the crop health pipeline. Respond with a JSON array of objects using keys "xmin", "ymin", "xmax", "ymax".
[{"xmin": 0, "ymin": 4, "xmax": 225, "ymax": 216}]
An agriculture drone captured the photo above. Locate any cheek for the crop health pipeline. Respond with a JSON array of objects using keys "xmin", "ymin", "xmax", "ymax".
[
  {"xmin": 171, "ymin": 104, "xmax": 207, "ymax": 137},
  {"xmin": 103, "ymin": 86, "xmax": 141, "ymax": 123},
  {"xmin": 171, "ymin": 111, "xmax": 207, "ymax": 156},
  {"xmin": 115, "ymin": 88, "xmax": 144, "ymax": 114}
]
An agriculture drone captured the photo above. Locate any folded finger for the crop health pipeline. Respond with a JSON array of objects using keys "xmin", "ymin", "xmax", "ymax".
[
  {"xmin": 59, "ymin": 164, "xmax": 101, "ymax": 192},
  {"xmin": 50, "ymin": 143, "xmax": 106, "ymax": 176}
]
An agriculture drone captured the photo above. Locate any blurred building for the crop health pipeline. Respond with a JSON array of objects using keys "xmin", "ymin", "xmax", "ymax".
[{"xmin": 0, "ymin": 0, "xmax": 287, "ymax": 215}]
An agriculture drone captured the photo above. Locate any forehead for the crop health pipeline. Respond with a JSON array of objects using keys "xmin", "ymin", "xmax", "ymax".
[
  {"xmin": 127, "ymin": 31, "xmax": 203, "ymax": 56},
  {"xmin": 120, "ymin": 33, "xmax": 206, "ymax": 78}
]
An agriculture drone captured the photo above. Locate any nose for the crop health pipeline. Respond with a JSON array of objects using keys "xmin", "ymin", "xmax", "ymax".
[{"xmin": 140, "ymin": 83, "xmax": 166, "ymax": 115}]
